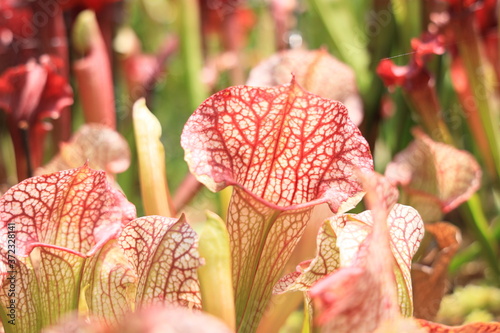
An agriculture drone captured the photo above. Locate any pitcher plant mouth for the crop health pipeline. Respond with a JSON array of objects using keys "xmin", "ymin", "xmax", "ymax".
[
  {"xmin": 0, "ymin": 165, "xmax": 204, "ymax": 332},
  {"xmin": 181, "ymin": 79, "xmax": 373, "ymax": 332},
  {"xmin": 181, "ymin": 79, "xmax": 373, "ymax": 211}
]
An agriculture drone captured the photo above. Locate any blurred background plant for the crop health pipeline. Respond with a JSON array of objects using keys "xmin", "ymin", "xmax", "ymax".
[{"xmin": 0, "ymin": 0, "xmax": 499, "ymax": 331}]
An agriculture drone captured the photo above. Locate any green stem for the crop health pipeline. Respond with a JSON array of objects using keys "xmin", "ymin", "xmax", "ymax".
[
  {"xmin": 391, "ymin": 0, "xmax": 421, "ymax": 46},
  {"xmin": 362, "ymin": 0, "xmax": 395, "ymax": 144},
  {"xmin": 255, "ymin": 4, "xmax": 275, "ymax": 58},
  {"xmin": 460, "ymin": 195, "xmax": 500, "ymax": 281},
  {"xmin": 449, "ymin": 13, "xmax": 500, "ymax": 278},
  {"xmin": 452, "ymin": 13, "xmax": 500, "ymax": 183},
  {"xmin": 302, "ymin": 296, "xmax": 312, "ymax": 333},
  {"xmin": 177, "ymin": 0, "xmax": 208, "ymax": 111},
  {"xmin": 449, "ymin": 242, "xmax": 480, "ymax": 274},
  {"xmin": 306, "ymin": 0, "xmax": 371, "ymax": 93}
]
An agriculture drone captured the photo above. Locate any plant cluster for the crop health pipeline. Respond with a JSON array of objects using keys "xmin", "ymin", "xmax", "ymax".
[{"xmin": 0, "ymin": 1, "xmax": 499, "ymax": 332}]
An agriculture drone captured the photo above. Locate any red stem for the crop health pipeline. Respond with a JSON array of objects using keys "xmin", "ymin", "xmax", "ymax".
[
  {"xmin": 73, "ymin": 12, "xmax": 116, "ymax": 128},
  {"xmin": 450, "ymin": 55, "xmax": 497, "ymax": 180},
  {"xmin": 172, "ymin": 173, "xmax": 204, "ymax": 212}
]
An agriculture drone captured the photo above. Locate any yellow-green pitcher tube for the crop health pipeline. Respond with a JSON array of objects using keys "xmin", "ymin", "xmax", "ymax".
[
  {"xmin": 133, "ymin": 98, "xmax": 174, "ymax": 217},
  {"xmin": 197, "ymin": 211, "xmax": 236, "ymax": 331}
]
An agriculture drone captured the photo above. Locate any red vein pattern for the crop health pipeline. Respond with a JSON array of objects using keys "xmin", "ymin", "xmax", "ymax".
[
  {"xmin": 0, "ymin": 250, "xmax": 39, "ymax": 332},
  {"xmin": 0, "ymin": 165, "xmax": 135, "ymax": 332},
  {"xmin": 330, "ymin": 204, "xmax": 424, "ymax": 316},
  {"xmin": 310, "ymin": 206, "xmax": 423, "ymax": 332},
  {"xmin": 308, "ymin": 171, "xmax": 424, "ymax": 332},
  {"xmin": 273, "ymin": 221, "xmax": 339, "ymax": 294},
  {"xmin": 275, "ymin": 203, "xmax": 423, "ymax": 333},
  {"xmin": 181, "ymin": 79, "xmax": 372, "ymax": 212},
  {"xmin": 118, "ymin": 215, "xmax": 202, "ymax": 310},
  {"xmin": 0, "ymin": 165, "xmax": 135, "ymax": 257},
  {"xmin": 181, "ymin": 80, "xmax": 372, "ymax": 332},
  {"xmin": 82, "ymin": 240, "xmax": 137, "ymax": 327},
  {"xmin": 274, "ymin": 172, "xmax": 406, "ymax": 330},
  {"xmin": 36, "ymin": 247, "xmax": 89, "ymax": 327},
  {"xmin": 385, "ymin": 129, "xmax": 481, "ymax": 221}
]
